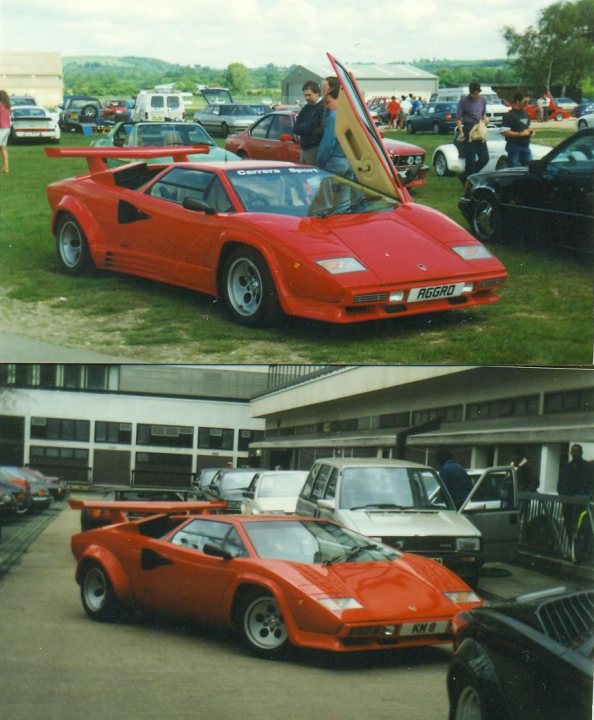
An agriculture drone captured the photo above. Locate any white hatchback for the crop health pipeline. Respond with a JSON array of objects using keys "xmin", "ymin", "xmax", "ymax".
[{"xmin": 241, "ymin": 470, "xmax": 308, "ymax": 515}]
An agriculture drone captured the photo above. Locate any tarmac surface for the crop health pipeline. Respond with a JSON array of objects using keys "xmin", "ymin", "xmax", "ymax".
[{"xmin": 1, "ymin": 333, "xmax": 144, "ymax": 363}]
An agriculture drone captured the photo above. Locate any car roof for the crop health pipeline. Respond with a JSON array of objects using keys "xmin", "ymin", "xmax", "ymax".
[{"xmin": 312, "ymin": 458, "xmax": 432, "ymax": 470}]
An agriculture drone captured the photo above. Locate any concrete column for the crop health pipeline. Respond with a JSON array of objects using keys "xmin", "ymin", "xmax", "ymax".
[
  {"xmin": 471, "ymin": 446, "xmax": 491, "ymax": 468},
  {"xmin": 539, "ymin": 444, "xmax": 561, "ymax": 493}
]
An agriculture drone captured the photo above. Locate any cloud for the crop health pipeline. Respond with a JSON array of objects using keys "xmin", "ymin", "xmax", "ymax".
[{"xmin": 1, "ymin": 0, "xmax": 556, "ymax": 67}]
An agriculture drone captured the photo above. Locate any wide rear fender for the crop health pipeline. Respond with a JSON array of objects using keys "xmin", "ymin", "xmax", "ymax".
[
  {"xmin": 51, "ymin": 195, "xmax": 105, "ymax": 255},
  {"xmin": 75, "ymin": 544, "xmax": 134, "ymax": 607}
]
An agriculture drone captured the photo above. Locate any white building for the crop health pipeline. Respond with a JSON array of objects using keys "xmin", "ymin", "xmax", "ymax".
[{"xmin": 0, "ymin": 51, "xmax": 63, "ymax": 107}]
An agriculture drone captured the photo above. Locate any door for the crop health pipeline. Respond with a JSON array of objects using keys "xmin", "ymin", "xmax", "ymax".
[
  {"xmin": 460, "ymin": 466, "xmax": 519, "ymax": 563},
  {"xmin": 93, "ymin": 449, "xmax": 131, "ymax": 486}
]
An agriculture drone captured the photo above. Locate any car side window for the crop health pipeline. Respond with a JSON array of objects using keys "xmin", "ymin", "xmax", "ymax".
[
  {"xmin": 171, "ymin": 518, "xmax": 247, "ymax": 556},
  {"xmin": 251, "ymin": 115, "xmax": 274, "ymax": 139},
  {"xmin": 149, "ymin": 167, "xmax": 232, "ymax": 211},
  {"xmin": 300, "ymin": 466, "xmax": 319, "ymax": 500},
  {"xmin": 311, "ymin": 464, "xmax": 332, "ymax": 500},
  {"xmin": 324, "ymin": 468, "xmax": 339, "ymax": 499},
  {"xmin": 268, "ymin": 115, "xmax": 294, "ymax": 141},
  {"xmin": 471, "ymin": 470, "xmax": 514, "ymax": 510}
]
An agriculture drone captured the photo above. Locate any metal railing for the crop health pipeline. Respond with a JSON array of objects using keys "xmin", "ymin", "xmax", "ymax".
[{"xmin": 518, "ymin": 491, "xmax": 594, "ymax": 564}]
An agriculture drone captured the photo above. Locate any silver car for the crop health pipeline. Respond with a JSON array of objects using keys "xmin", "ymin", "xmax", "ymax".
[{"xmin": 194, "ymin": 104, "xmax": 266, "ymax": 137}]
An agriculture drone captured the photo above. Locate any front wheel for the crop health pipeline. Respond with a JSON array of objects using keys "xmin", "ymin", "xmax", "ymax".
[
  {"xmin": 553, "ymin": 112, "xmax": 564, "ymax": 122},
  {"xmin": 80, "ymin": 563, "xmax": 126, "ymax": 622},
  {"xmin": 238, "ymin": 591, "xmax": 289, "ymax": 659},
  {"xmin": 220, "ymin": 247, "xmax": 282, "ymax": 327},
  {"xmin": 56, "ymin": 214, "xmax": 94, "ymax": 275},
  {"xmin": 470, "ymin": 195, "xmax": 504, "ymax": 243},
  {"xmin": 406, "ymin": 122, "xmax": 414, "ymax": 134},
  {"xmin": 578, "ymin": 119, "xmax": 587, "ymax": 130},
  {"xmin": 495, "ymin": 156, "xmax": 508, "ymax": 170},
  {"xmin": 433, "ymin": 151, "xmax": 451, "ymax": 177},
  {"xmin": 451, "ymin": 677, "xmax": 488, "ymax": 720}
]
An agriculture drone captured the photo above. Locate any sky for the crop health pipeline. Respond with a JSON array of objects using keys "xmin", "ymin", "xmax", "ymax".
[{"xmin": 1, "ymin": 0, "xmax": 557, "ymax": 68}]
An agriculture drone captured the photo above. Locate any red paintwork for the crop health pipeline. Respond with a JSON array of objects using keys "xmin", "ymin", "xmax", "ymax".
[
  {"xmin": 71, "ymin": 509, "xmax": 483, "ymax": 653},
  {"xmin": 525, "ymin": 99, "xmax": 572, "ymax": 121},
  {"xmin": 45, "ymin": 147, "xmax": 506, "ymax": 325},
  {"xmin": 224, "ymin": 112, "xmax": 429, "ymax": 187}
]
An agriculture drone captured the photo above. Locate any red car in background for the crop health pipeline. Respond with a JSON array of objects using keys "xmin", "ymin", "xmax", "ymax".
[
  {"xmin": 224, "ymin": 110, "xmax": 430, "ymax": 188},
  {"xmin": 525, "ymin": 97, "xmax": 572, "ymax": 122},
  {"xmin": 70, "ymin": 502, "xmax": 482, "ymax": 658},
  {"xmin": 102, "ymin": 99, "xmax": 132, "ymax": 122}
]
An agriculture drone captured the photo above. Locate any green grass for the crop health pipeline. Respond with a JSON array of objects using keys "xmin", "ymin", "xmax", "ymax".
[{"xmin": 0, "ymin": 126, "xmax": 591, "ymax": 364}]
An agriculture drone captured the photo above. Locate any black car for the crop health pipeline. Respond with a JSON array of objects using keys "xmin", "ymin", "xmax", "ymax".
[
  {"xmin": 458, "ymin": 128, "xmax": 594, "ymax": 251},
  {"xmin": 573, "ymin": 99, "xmax": 594, "ymax": 118},
  {"xmin": 59, "ymin": 95, "xmax": 104, "ymax": 132},
  {"xmin": 447, "ymin": 587, "xmax": 594, "ymax": 720},
  {"xmin": 203, "ymin": 468, "xmax": 260, "ymax": 512},
  {"xmin": 406, "ymin": 102, "xmax": 458, "ymax": 134}
]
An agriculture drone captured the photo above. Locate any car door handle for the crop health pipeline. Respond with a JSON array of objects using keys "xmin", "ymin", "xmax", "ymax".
[{"xmin": 141, "ymin": 548, "xmax": 174, "ymax": 571}]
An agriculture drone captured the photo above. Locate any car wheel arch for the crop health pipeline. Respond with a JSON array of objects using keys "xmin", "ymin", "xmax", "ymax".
[
  {"xmin": 76, "ymin": 549, "xmax": 134, "ymax": 608},
  {"xmin": 448, "ymin": 638, "xmax": 505, "ymax": 718},
  {"xmin": 231, "ymin": 580, "xmax": 295, "ymax": 634},
  {"xmin": 216, "ymin": 240, "xmax": 288, "ymax": 305},
  {"xmin": 53, "ymin": 200, "xmax": 104, "ymax": 257}
]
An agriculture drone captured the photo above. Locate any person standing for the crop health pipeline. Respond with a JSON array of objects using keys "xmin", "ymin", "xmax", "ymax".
[
  {"xmin": 511, "ymin": 446, "xmax": 539, "ymax": 492},
  {"xmin": 398, "ymin": 94, "xmax": 412, "ymax": 130},
  {"xmin": 455, "ymin": 81, "xmax": 489, "ymax": 182},
  {"xmin": 294, "ymin": 80, "xmax": 324, "ymax": 165},
  {"xmin": 558, "ymin": 444, "xmax": 593, "ymax": 537},
  {"xmin": 502, "ymin": 92, "xmax": 535, "ymax": 167},
  {"xmin": 316, "ymin": 82, "xmax": 352, "ymax": 178},
  {"xmin": 387, "ymin": 96, "xmax": 400, "ymax": 129},
  {"xmin": 0, "ymin": 90, "xmax": 11, "ymax": 174},
  {"xmin": 435, "ymin": 447, "xmax": 473, "ymax": 510}
]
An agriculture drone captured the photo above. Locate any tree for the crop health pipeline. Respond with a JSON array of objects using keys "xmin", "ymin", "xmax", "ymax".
[
  {"xmin": 225, "ymin": 63, "xmax": 250, "ymax": 94},
  {"xmin": 502, "ymin": 0, "xmax": 594, "ymax": 92}
]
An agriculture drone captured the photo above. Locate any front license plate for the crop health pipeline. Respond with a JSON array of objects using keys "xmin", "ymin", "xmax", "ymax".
[
  {"xmin": 400, "ymin": 621, "xmax": 449, "ymax": 636},
  {"xmin": 408, "ymin": 283, "xmax": 465, "ymax": 302}
]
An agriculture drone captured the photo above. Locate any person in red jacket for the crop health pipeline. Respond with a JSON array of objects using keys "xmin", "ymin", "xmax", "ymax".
[
  {"xmin": 0, "ymin": 90, "xmax": 11, "ymax": 174},
  {"xmin": 387, "ymin": 96, "xmax": 400, "ymax": 129}
]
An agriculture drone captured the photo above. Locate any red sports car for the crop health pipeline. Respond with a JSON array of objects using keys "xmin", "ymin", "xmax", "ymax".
[
  {"xmin": 44, "ymin": 53, "xmax": 506, "ymax": 327},
  {"xmin": 224, "ymin": 110, "xmax": 430, "ymax": 188},
  {"xmin": 70, "ymin": 502, "xmax": 482, "ymax": 658}
]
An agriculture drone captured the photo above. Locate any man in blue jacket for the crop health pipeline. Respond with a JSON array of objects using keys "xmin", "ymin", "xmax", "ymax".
[
  {"xmin": 294, "ymin": 80, "xmax": 324, "ymax": 165},
  {"xmin": 436, "ymin": 447, "xmax": 473, "ymax": 510}
]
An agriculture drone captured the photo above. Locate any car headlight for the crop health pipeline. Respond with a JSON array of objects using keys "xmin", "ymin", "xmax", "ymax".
[
  {"xmin": 453, "ymin": 245, "xmax": 494, "ymax": 260},
  {"xmin": 444, "ymin": 591, "xmax": 481, "ymax": 604},
  {"xmin": 317, "ymin": 597, "xmax": 363, "ymax": 611},
  {"xmin": 316, "ymin": 258, "xmax": 367, "ymax": 274},
  {"xmin": 0, "ymin": 492, "xmax": 13, "ymax": 504},
  {"xmin": 415, "ymin": 155, "xmax": 423, "ymax": 165},
  {"xmin": 455, "ymin": 537, "xmax": 481, "ymax": 552}
]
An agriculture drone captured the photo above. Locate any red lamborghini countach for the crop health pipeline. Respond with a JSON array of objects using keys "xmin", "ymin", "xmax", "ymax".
[
  {"xmin": 45, "ymin": 54, "xmax": 506, "ymax": 327},
  {"xmin": 70, "ymin": 502, "xmax": 482, "ymax": 659}
]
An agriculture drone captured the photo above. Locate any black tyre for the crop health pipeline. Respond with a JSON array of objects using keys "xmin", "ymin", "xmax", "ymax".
[
  {"xmin": 81, "ymin": 104, "xmax": 98, "ymax": 121},
  {"xmin": 221, "ymin": 122, "xmax": 230, "ymax": 138},
  {"xmin": 553, "ymin": 112, "xmax": 563, "ymax": 122},
  {"xmin": 433, "ymin": 151, "xmax": 451, "ymax": 177},
  {"xmin": 80, "ymin": 562, "xmax": 126, "ymax": 622},
  {"xmin": 220, "ymin": 246, "xmax": 282, "ymax": 327},
  {"xmin": 406, "ymin": 122, "xmax": 414, "ymax": 134},
  {"xmin": 238, "ymin": 591, "xmax": 289, "ymax": 659},
  {"xmin": 451, "ymin": 675, "xmax": 489, "ymax": 720},
  {"xmin": 432, "ymin": 122, "xmax": 440, "ymax": 135},
  {"xmin": 578, "ymin": 119, "xmax": 587, "ymax": 130},
  {"xmin": 470, "ymin": 194, "xmax": 504, "ymax": 244},
  {"xmin": 495, "ymin": 156, "xmax": 508, "ymax": 171},
  {"xmin": 56, "ymin": 214, "xmax": 94, "ymax": 275}
]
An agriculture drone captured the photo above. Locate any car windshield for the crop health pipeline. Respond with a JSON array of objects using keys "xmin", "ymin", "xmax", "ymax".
[
  {"xmin": 256, "ymin": 473, "xmax": 306, "ymax": 498},
  {"xmin": 12, "ymin": 108, "xmax": 47, "ymax": 118},
  {"xmin": 338, "ymin": 466, "xmax": 455, "ymax": 510},
  {"xmin": 244, "ymin": 519, "xmax": 399, "ymax": 563},
  {"xmin": 227, "ymin": 167, "xmax": 399, "ymax": 217},
  {"xmin": 70, "ymin": 99, "xmax": 97, "ymax": 109},
  {"xmin": 133, "ymin": 123, "xmax": 215, "ymax": 146},
  {"xmin": 546, "ymin": 133, "xmax": 593, "ymax": 176},
  {"xmin": 220, "ymin": 471, "xmax": 256, "ymax": 490}
]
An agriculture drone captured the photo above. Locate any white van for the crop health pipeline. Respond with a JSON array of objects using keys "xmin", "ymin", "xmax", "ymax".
[
  {"xmin": 430, "ymin": 86, "xmax": 509, "ymax": 125},
  {"xmin": 131, "ymin": 91, "xmax": 186, "ymax": 122}
]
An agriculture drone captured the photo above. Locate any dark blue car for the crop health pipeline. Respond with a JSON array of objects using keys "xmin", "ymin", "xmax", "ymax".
[{"xmin": 406, "ymin": 102, "xmax": 458, "ymax": 135}]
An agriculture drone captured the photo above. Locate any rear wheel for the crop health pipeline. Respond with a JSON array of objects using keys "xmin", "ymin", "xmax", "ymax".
[
  {"xmin": 433, "ymin": 151, "xmax": 451, "ymax": 177},
  {"xmin": 578, "ymin": 119, "xmax": 587, "ymax": 130},
  {"xmin": 81, "ymin": 104, "xmax": 98, "ymax": 121},
  {"xmin": 56, "ymin": 214, "xmax": 94, "ymax": 275},
  {"xmin": 80, "ymin": 563, "xmax": 126, "ymax": 622},
  {"xmin": 221, "ymin": 122, "xmax": 230, "ymax": 137},
  {"xmin": 495, "ymin": 156, "xmax": 508, "ymax": 170},
  {"xmin": 406, "ymin": 122, "xmax": 414, "ymax": 134},
  {"xmin": 220, "ymin": 246, "xmax": 282, "ymax": 327},
  {"xmin": 238, "ymin": 591, "xmax": 289, "ymax": 659},
  {"xmin": 451, "ymin": 678, "xmax": 487, "ymax": 720},
  {"xmin": 470, "ymin": 194, "xmax": 504, "ymax": 243},
  {"xmin": 553, "ymin": 112, "xmax": 564, "ymax": 122}
]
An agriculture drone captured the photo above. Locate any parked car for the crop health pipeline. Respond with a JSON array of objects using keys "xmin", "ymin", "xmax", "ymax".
[
  {"xmin": 577, "ymin": 111, "xmax": 594, "ymax": 130},
  {"xmin": 554, "ymin": 96, "xmax": 578, "ymax": 111},
  {"xmin": 70, "ymin": 503, "xmax": 482, "ymax": 658},
  {"xmin": 367, "ymin": 103, "xmax": 391, "ymax": 124},
  {"xmin": 432, "ymin": 127, "xmax": 553, "ymax": 177},
  {"xmin": 447, "ymin": 587, "xmax": 594, "ymax": 720},
  {"xmin": 0, "ymin": 467, "xmax": 32, "ymax": 514},
  {"xmin": 458, "ymin": 128, "xmax": 594, "ymax": 251},
  {"xmin": 74, "ymin": 488, "xmax": 200, "ymax": 530},
  {"xmin": 9, "ymin": 105, "xmax": 60, "ymax": 144},
  {"xmin": 525, "ymin": 98, "xmax": 572, "ymax": 122},
  {"xmin": 0, "ymin": 466, "xmax": 53, "ymax": 511},
  {"xmin": 44, "ymin": 52, "xmax": 507, "ymax": 328},
  {"xmin": 573, "ymin": 99, "xmax": 594, "ymax": 118},
  {"xmin": 59, "ymin": 95, "xmax": 103, "ymax": 131},
  {"xmin": 131, "ymin": 91, "xmax": 186, "ymax": 122},
  {"xmin": 91, "ymin": 121, "xmax": 239, "ymax": 162},
  {"xmin": 102, "ymin": 99, "xmax": 132, "ymax": 122},
  {"xmin": 9, "ymin": 94, "xmax": 37, "ymax": 106},
  {"xmin": 241, "ymin": 470, "xmax": 308, "ymax": 514},
  {"xmin": 7, "ymin": 467, "xmax": 67, "ymax": 501},
  {"xmin": 204, "ymin": 468, "xmax": 261, "ymax": 512},
  {"xmin": 0, "ymin": 478, "xmax": 25, "ymax": 515},
  {"xmin": 430, "ymin": 87, "xmax": 509, "ymax": 125},
  {"xmin": 192, "ymin": 467, "xmax": 226, "ymax": 498},
  {"xmin": 224, "ymin": 110, "xmax": 430, "ymax": 188},
  {"xmin": 194, "ymin": 103, "xmax": 267, "ymax": 137},
  {"xmin": 295, "ymin": 458, "xmax": 485, "ymax": 583},
  {"xmin": 406, "ymin": 102, "xmax": 458, "ymax": 135}
]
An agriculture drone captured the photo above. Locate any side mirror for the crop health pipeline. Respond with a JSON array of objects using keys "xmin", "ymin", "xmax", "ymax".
[{"xmin": 182, "ymin": 196, "xmax": 217, "ymax": 215}]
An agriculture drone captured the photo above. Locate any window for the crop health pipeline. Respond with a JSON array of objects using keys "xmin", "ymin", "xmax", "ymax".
[
  {"xmin": 250, "ymin": 115, "xmax": 274, "ymax": 139},
  {"xmin": 30, "ymin": 417, "xmax": 90, "ymax": 442},
  {"xmin": 544, "ymin": 388, "xmax": 594, "ymax": 414},
  {"xmin": 95, "ymin": 421, "xmax": 132, "ymax": 444},
  {"xmin": 466, "ymin": 395, "xmax": 539, "ymax": 421},
  {"xmin": 171, "ymin": 519, "xmax": 247, "ymax": 557},
  {"xmin": 310, "ymin": 464, "xmax": 333, "ymax": 500},
  {"xmin": 149, "ymin": 167, "xmax": 232, "ymax": 211},
  {"xmin": 137, "ymin": 424, "xmax": 193, "ymax": 448},
  {"xmin": 237, "ymin": 429, "xmax": 263, "ymax": 452},
  {"xmin": 197, "ymin": 426, "xmax": 234, "ymax": 450},
  {"xmin": 63, "ymin": 364, "xmax": 83, "ymax": 389}
]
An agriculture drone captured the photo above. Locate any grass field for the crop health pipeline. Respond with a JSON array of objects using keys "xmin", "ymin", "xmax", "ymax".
[{"xmin": 0, "ymin": 124, "xmax": 591, "ymax": 365}]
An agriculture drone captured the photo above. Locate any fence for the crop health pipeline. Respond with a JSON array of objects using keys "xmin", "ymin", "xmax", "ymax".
[{"xmin": 518, "ymin": 491, "xmax": 594, "ymax": 564}]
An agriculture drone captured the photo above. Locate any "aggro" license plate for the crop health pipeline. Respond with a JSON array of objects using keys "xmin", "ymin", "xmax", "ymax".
[{"xmin": 408, "ymin": 283, "xmax": 465, "ymax": 302}]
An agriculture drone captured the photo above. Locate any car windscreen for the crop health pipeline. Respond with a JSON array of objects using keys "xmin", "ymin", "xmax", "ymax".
[
  {"xmin": 12, "ymin": 108, "xmax": 47, "ymax": 118},
  {"xmin": 244, "ymin": 519, "xmax": 399, "ymax": 563},
  {"xmin": 227, "ymin": 166, "xmax": 399, "ymax": 217},
  {"xmin": 257, "ymin": 474, "xmax": 306, "ymax": 498},
  {"xmin": 339, "ymin": 467, "xmax": 455, "ymax": 510},
  {"xmin": 221, "ymin": 471, "xmax": 256, "ymax": 490},
  {"xmin": 134, "ymin": 123, "xmax": 215, "ymax": 146}
]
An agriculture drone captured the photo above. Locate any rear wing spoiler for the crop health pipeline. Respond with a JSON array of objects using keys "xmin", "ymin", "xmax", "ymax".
[
  {"xmin": 69, "ymin": 499, "xmax": 227, "ymax": 514},
  {"xmin": 45, "ymin": 145, "xmax": 211, "ymax": 173}
]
